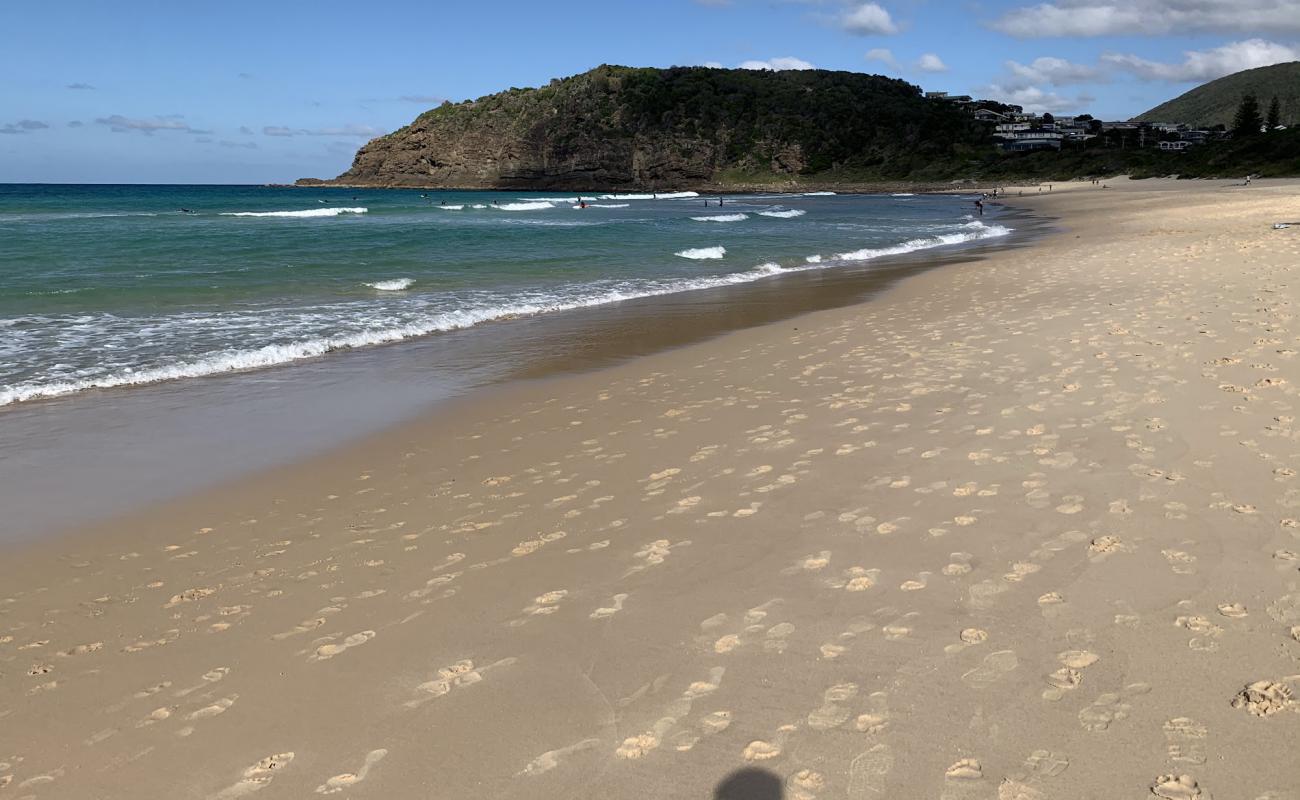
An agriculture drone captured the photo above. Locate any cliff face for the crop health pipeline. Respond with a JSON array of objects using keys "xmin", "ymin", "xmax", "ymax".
[{"xmin": 305, "ymin": 66, "xmax": 989, "ymax": 189}]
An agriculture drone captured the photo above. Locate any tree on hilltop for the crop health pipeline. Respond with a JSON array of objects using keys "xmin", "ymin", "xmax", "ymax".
[{"xmin": 1233, "ymin": 94, "xmax": 1263, "ymax": 136}]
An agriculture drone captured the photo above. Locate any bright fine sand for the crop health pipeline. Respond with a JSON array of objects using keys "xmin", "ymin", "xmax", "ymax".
[{"xmin": 3, "ymin": 179, "xmax": 1300, "ymax": 800}]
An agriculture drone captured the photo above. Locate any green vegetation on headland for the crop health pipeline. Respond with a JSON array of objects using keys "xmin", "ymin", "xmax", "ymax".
[
  {"xmin": 299, "ymin": 64, "xmax": 1300, "ymax": 190},
  {"xmin": 1134, "ymin": 61, "xmax": 1300, "ymax": 129}
]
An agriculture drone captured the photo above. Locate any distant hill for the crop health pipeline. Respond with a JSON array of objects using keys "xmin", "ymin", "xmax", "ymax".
[
  {"xmin": 1134, "ymin": 61, "xmax": 1300, "ymax": 127},
  {"xmin": 303, "ymin": 65, "xmax": 990, "ymax": 189}
]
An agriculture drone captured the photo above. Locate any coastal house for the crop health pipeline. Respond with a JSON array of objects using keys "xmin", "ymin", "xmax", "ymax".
[
  {"xmin": 1158, "ymin": 140, "xmax": 1192, "ymax": 151},
  {"xmin": 1001, "ymin": 131, "xmax": 1064, "ymax": 151},
  {"xmin": 973, "ymin": 109, "xmax": 1008, "ymax": 123}
]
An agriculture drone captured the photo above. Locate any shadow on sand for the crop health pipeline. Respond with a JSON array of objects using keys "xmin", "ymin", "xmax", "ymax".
[{"xmin": 714, "ymin": 767, "xmax": 783, "ymax": 800}]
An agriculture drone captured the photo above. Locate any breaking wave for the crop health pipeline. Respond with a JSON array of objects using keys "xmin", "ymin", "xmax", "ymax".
[
  {"xmin": 675, "ymin": 246, "xmax": 727, "ymax": 259},
  {"xmin": 757, "ymin": 209, "xmax": 805, "ymax": 218},
  {"xmin": 220, "ymin": 207, "xmax": 368, "ymax": 218},
  {"xmin": 365, "ymin": 279, "xmax": 414, "ymax": 291},
  {"xmin": 691, "ymin": 214, "xmax": 748, "ymax": 222}
]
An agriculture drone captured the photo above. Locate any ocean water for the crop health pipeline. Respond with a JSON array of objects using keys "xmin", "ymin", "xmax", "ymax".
[{"xmin": 0, "ymin": 184, "xmax": 1009, "ymax": 407}]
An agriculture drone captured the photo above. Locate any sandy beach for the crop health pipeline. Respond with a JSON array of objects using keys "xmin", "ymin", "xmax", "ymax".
[{"xmin": 3, "ymin": 179, "xmax": 1299, "ymax": 799}]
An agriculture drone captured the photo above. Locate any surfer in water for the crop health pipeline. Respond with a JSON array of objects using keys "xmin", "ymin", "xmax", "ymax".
[{"xmin": 179, "ymin": 208, "xmax": 194, "ymax": 214}]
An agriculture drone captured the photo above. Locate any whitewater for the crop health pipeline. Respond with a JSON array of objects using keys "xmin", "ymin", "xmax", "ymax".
[{"xmin": 0, "ymin": 186, "xmax": 1015, "ymax": 407}]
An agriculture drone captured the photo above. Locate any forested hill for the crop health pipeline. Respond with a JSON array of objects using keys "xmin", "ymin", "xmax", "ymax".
[
  {"xmin": 303, "ymin": 65, "xmax": 991, "ymax": 189},
  {"xmin": 1134, "ymin": 61, "xmax": 1300, "ymax": 128}
]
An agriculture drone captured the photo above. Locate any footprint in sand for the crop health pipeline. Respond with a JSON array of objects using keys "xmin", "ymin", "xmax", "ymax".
[
  {"xmin": 855, "ymin": 691, "xmax": 891, "ymax": 733},
  {"xmin": 1175, "ymin": 613, "xmax": 1224, "ymax": 652},
  {"xmin": 961, "ymin": 650, "xmax": 1019, "ymax": 689},
  {"xmin": 1151, "ymin": 774, "xmax": 1203, "ymax": 799},
  {"xmin": 590, "ymin": 593, "xmax": 628, "ymax": 620},
  {"xmin": 177, "ymin": 695, "xmax": 237, "ymax": 736},
  {"xmin": 1043, "ymin": 650, "xmax": 1099, "ymax": 701},
  {"xmin": 519, "ymin": 739, "xmax": 602, "ymax": 776},
  {"xmin": 308, "ymin": 630, "xmax": 375, "ymax": 663},
  {"xmin": 407, "ymin": 657, "xmax": 517, "ymax": 708},
  {"xmin": 508, "ymin": 590, "xmax": 569, "ymax": 626},
  {"xmin": 999, "ymin": 749, "xmax": 1071, "ymax": 800},
  {"xmin": 945, "ymin": 628, "xmax": 989, "ymax": 655},
  {"xmin": 847, "ymin": 744, "xmax": 894, "ymax": 798},
  {"xmin": 743, "ymin": 725, "xmax": 797, "ymax": 762},
  {"xmin": 764, "ymin": 622, "xmax": 796, "ymax": 653},
  {"xmin": 786, "ymin": 768, "xmax": 826, "ymax": 800},
  {"xmin": 807, "ymin": 683, "xmax": 858, "ymax": 730},
  {"xmin": 941, "ymin": 758, "xmax": 985, "ymax": 800},
  {"xmin": 1231, "ymin": 680, "xmax": 1296, "ymax": 717},
  {"xmin": 211, "ymin": 752, "xmax": 294, "ymax": 799},
  {"xmin": 1162, "ymin": 549, "xmax": 1198, "ymax": 575},
  {"xmin": 1163, "ymin": 717, "xmax": 1208, "ymax": 765},
  {"xmin": 175, "ymin": 667, "xmax": 230, "ymax": 698},
  {"xmin": 315, "ymin": 749, "xmax": 387, "ymax": 794},
  {"xmin": 1078, "ymin": 683, "xmax": 1151, "ymax": 731},
  {"xmin": 784, "ymin": 551, "xmax": 832, "ymax": 575}
]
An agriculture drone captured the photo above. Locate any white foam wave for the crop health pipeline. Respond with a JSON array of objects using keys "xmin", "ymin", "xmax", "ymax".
[
  {"xmin": 676, "ymin": 246, "xmax": 727, "ymax": 260},
  {"xmin": 757, "ymin": 209, "xmax": 805, "ymax": 218},
  {"xmin": 598, "ymin": 191, "xmax": 699, "ymax": 200},
  {"xmin": 435, "ymin": 205, "xmax": 465, "ymax": 211},
  {"xmin": 0, "ymin": 260, "xmax": 809, "ymax": 407},
  {"xmin": 471, "ymin": 204, "xmax": 487, "ymax": 209},
  {"xmin": 591, "ymin": 203, "xmax": 629, "ymax": 208},
  {"xmin": 221, "ymin": 207, "xmax": 368, "ymax": 218},
  {"xmin": 691, "ymin": 214, "xmax": 748, "ymax": 222},
  {"xmin": 891, "ymin": 193, "xmax": 915, "ymax": 197},
  {"xmin": 805, "ymin": 254, "xmax": 823, "ymax": 263},
  {"xmin": 835, "ymin": 221, "xmax": 1010, "ymax": 262},
  {"xmin": 803, "ymin": 191, "xmax": 836, "ymax": 196},
  {"xmin": 493, "ymin": 201, "xmax": 555, "ymax": 211},
  {"xmin": 366, "ymin": 279, "xmax": 414, "ymax": 291}
]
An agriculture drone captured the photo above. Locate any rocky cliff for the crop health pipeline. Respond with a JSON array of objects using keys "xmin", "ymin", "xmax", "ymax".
[{"xmin": 300, "ymin": 65, "xmax": 990, "ymax": 190}]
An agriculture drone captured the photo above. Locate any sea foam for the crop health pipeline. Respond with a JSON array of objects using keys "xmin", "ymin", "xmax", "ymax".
[
  {"xmin": 835, "ymin": 221, "xmax": 1010, "ymax": 261},
  {"xmin": 675, "ymin": 246, "xmax": 727, "ymax": 259},
  {"xmin": 494, "ymin": 201, "xmax": 555, "ymax": 211},
  {"xmin": 599, "ymin": 191, "xmax": 700, "ymax": 200},
  {"xmin": 691, "ymin": 214, "xmax": 748, "ymax": 222},
  {"xmin": 221, "ymin": 207, "xmax": 368, "ymax": 218},
  {"xmin": 757, "ymin": 209, "xmax": 805, "ymax": 218},
  {"xmin": 366, "ymin": 279, "xmax": 414, "ymax": 291}
]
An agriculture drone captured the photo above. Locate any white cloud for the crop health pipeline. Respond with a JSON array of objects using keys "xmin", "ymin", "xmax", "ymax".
[
  {"xmin": 865, "ymin": 48, "xmax": 901, "ymax": 69},
  {"xmin": 917, "ymin": 53, "xmax": 948, "ymax": 72},
  {"xmin": 981, "ymin": 84, "xmax": 1091, "ymax": 113},
  {"xmin": 263, "ymin": 124, "xmax": 382, "ymax": 138},
  {"xmin": 1006, "ymin": 56, "xmax": 1102, "ymax": 87},
  {"xmin": 840, "ymin": 3, "xmax": 899, "ymax": 35},
  {"xmin": 738, "ymin": 56, "xmax": 816, "ymax": 70},
  {"xmin": 991, "ymin": 1, "xmax": 1300, "ymax": 38},
  {"xmin": 95, "ymin": 115, "xmax": 209, "ymax": 134},
  {"xmin": 1102, "ymin": 38, "xmax": 1299, "ymax": 81},
  {"xmin": 66, "ymin": 82, "xmax": 95, "ymax": 90},
  {"xmin": 702, "ymin": 61, "xmax": 726, "ymax": 68}
]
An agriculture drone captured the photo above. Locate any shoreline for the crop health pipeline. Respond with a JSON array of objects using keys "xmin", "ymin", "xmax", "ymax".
[
  {"xmin": 3, "ymin": 178, "xmax": 1299, "ymax": 799},
  {"xmin": 0, "ymin": 203, "xmax": 1040, "ymax": 542}
]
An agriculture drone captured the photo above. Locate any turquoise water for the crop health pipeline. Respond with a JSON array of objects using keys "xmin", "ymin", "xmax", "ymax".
[{"xmin": 0, "ymin": 184, "xmax": 1007, "ymax": 406}]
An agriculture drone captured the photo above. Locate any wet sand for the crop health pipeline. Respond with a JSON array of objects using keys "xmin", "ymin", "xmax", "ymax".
[
  {"xmin": 0, "ymin": 206, "xmax": 1038, "ymax": 542},
  {"xmin": 2, "ymin": 179, "xmax": 1299, "ymax": 799}
]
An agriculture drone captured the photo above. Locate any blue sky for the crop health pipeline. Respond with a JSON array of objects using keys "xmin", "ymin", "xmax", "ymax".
[{"xmin": 3, "ymin": 0, "xmax": 1298, "ymax": 183}]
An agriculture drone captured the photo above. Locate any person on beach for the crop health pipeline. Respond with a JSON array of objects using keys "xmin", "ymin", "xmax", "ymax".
[{"xmin": 975, "ymin": 198, "xmax": 984, "ymax": 216}]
